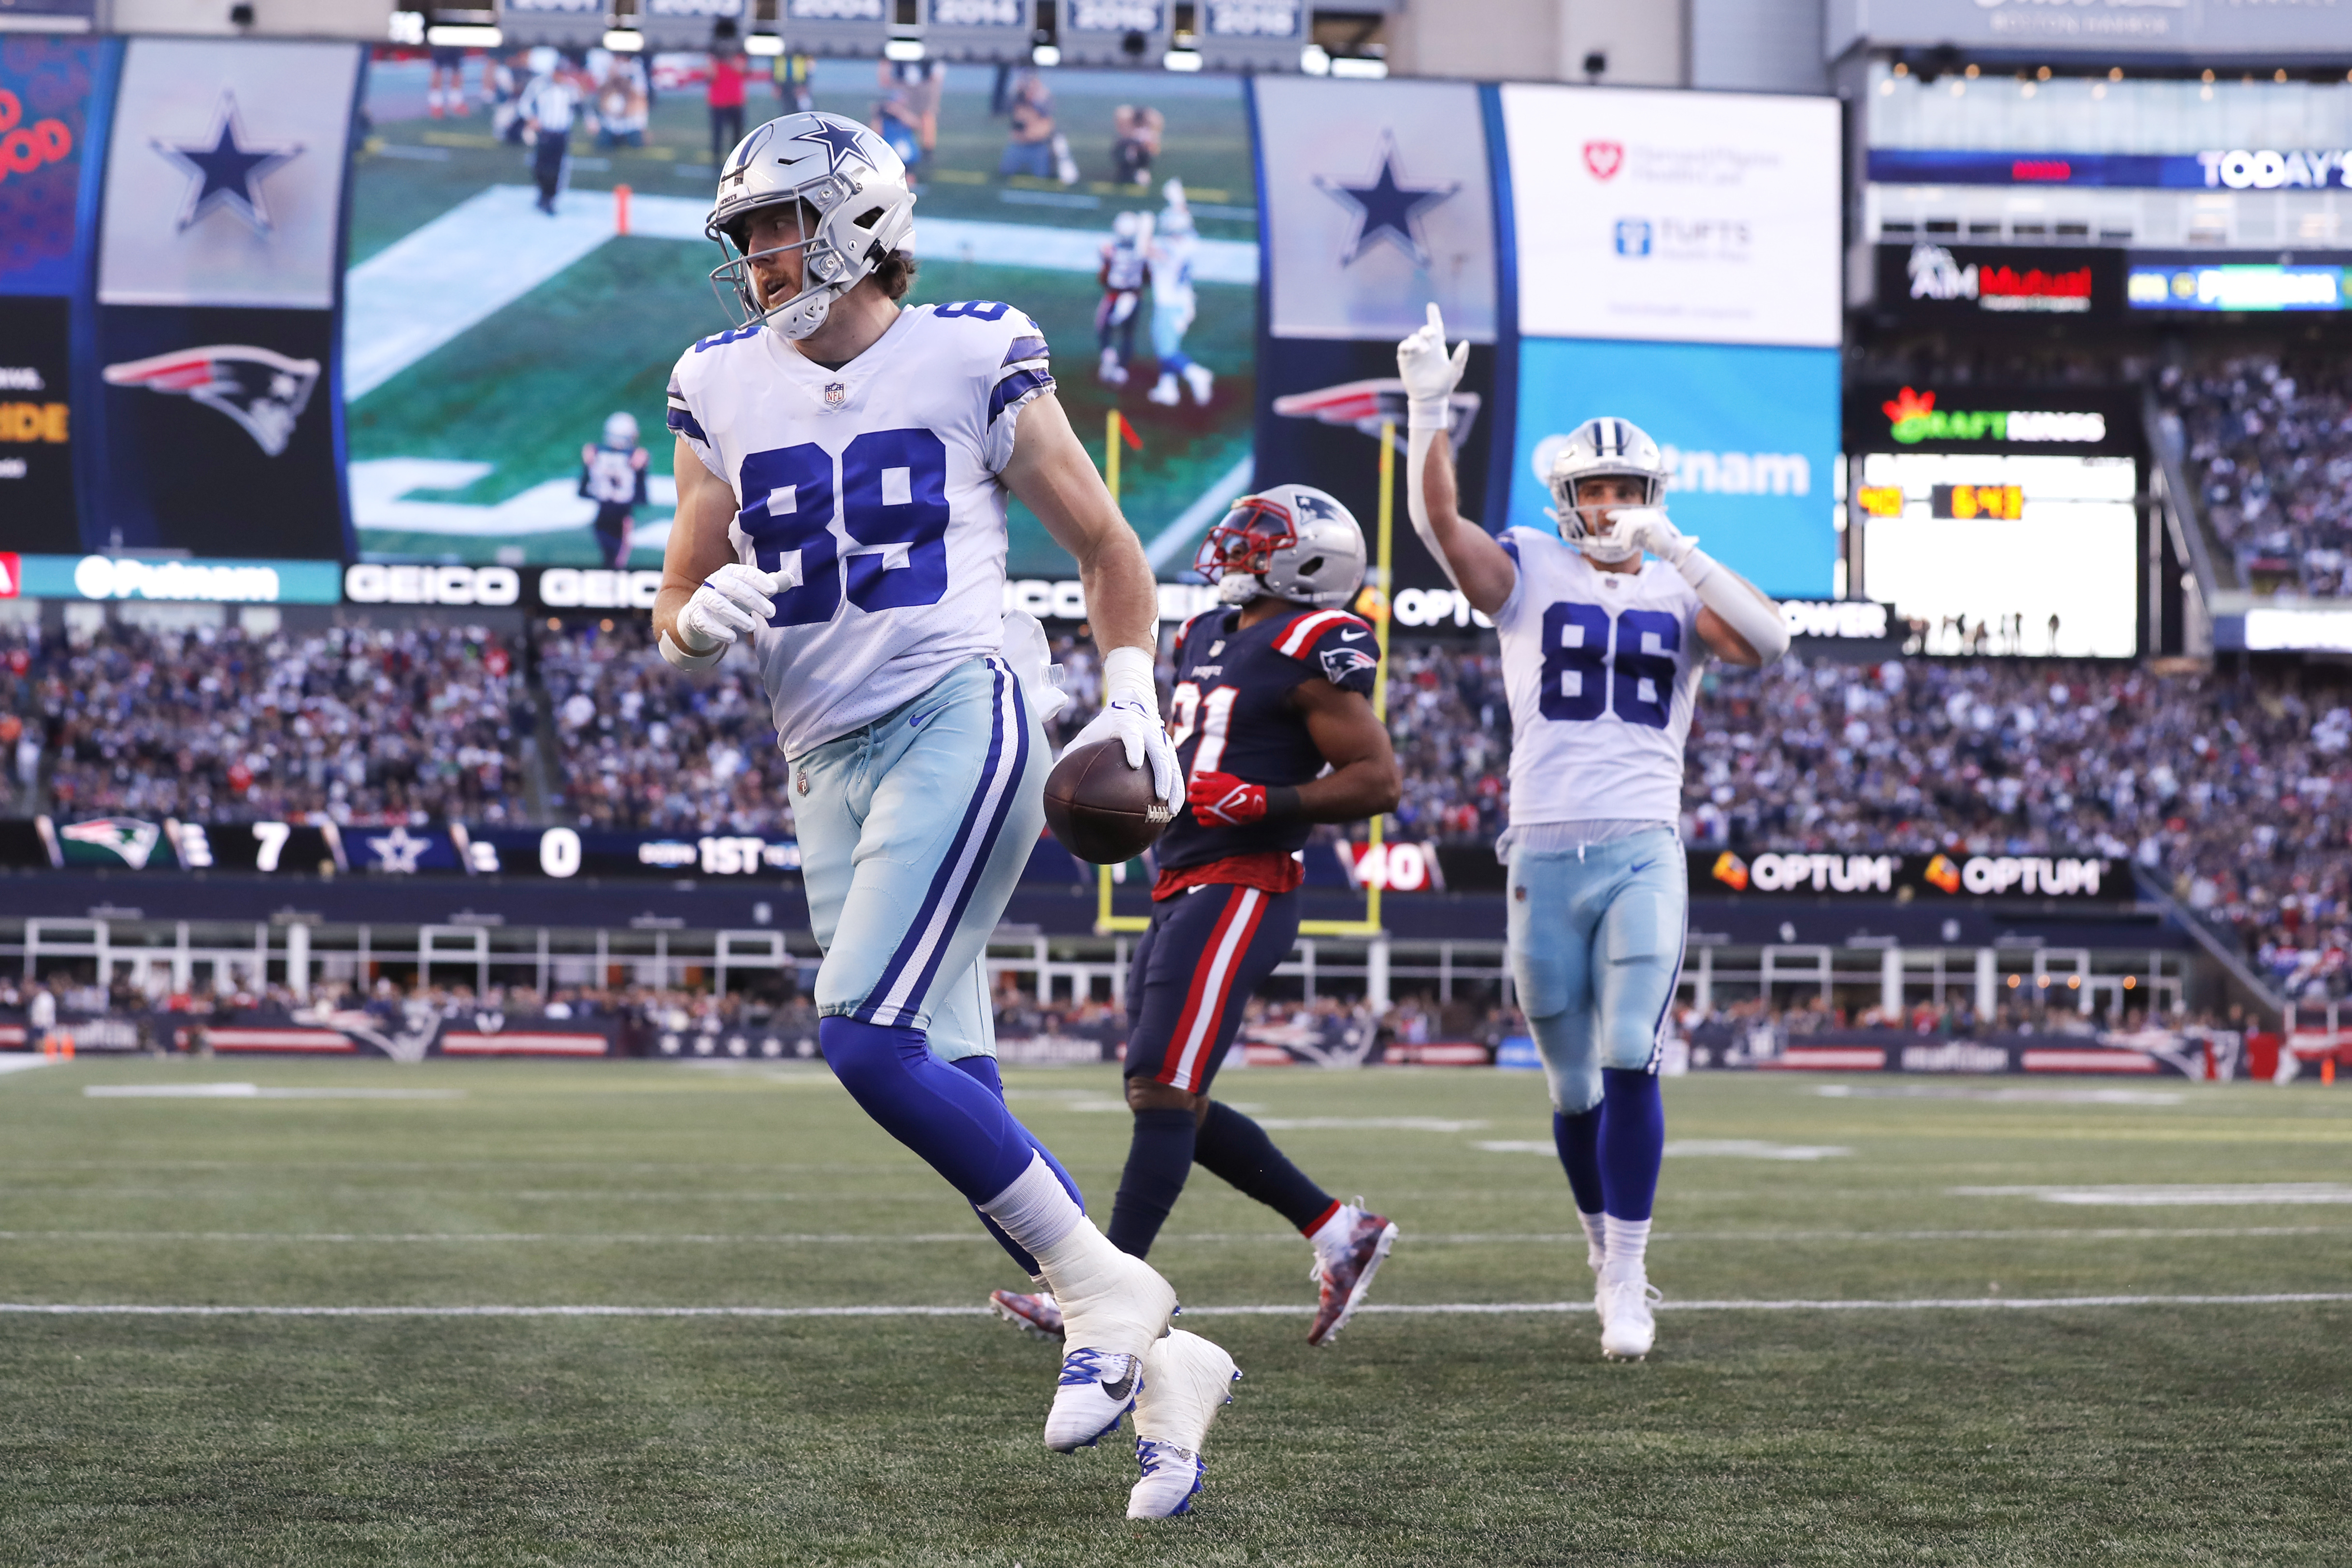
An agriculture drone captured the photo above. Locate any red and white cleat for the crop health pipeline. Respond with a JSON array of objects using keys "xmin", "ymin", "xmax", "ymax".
[
  {"xmin": 989, "ymin": 1288, "xmax": 1065, "ymax": 1340},
  {"xmin": 1306, "ymin": 1202, "xmax": 1399, "ymax": 1347}
]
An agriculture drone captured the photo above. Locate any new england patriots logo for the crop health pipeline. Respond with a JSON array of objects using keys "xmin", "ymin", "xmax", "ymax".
[
  {"xmin": 101, "ymin": 344, "xmax": 319, "ymax": 457},
  {"xmin": 1319, "ymin": 643, "xmax": 1378, "ymax": 693}
]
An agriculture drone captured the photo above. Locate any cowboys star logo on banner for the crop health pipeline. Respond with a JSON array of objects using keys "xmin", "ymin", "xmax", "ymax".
[
  {"xmin": 101, "ymin": 345, "xmax": 319, "ymax": 457},
  {"xmin": 365, "ymin": 824, "xmax": 432, "ymax": 874},
  {"xmin": 59, "ymin": 817, "xmax": 164, "ymax": 870},
  {"xmin": 153, "ymin": 92, "xmax": 303, "ymax": 235},
  {"xmin": 1311, "ymin": 131, "xmax": 1459, "ymax": 268}
]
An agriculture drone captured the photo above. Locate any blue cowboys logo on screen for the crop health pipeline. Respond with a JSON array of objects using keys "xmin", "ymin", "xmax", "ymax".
[
  {"xmin": 1319, "ymin": 643, "xmax": 1377, "ymax": 690},
  {"xmin": 1311, "ymin": 131, "xmax": 1459, "ymax": 268},
  {"xmin": 152, "ymin": 92, "xmax": 303, "ymax": 236},
  {"xmin": 100, "ymin": 345, "xmax": 320, "ymax": 457}
]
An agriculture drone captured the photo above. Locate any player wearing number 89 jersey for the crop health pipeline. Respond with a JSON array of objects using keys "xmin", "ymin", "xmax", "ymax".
[
  {"xmin": 655, "ymin": 113, "xmax": 1229, "ymax": 1511},
  {"xmin": 1398, "ymin": 304, "xmax": 1792, "ymax": 1363}
]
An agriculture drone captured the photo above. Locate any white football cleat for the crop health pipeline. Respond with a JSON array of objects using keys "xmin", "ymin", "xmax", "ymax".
[
  {"xmin": 1097, "ymin": 347, "xmax": 1128, "ymax": 386},
  {"xmin": 1126, "ymin": 1329, "xmax": 1240, "ymax": 1519},
  {"xmin": 1046, "ymin": 1347, "xmax": 1141, "ymax": 1452},
  {"xmin": 1598, "ymin": 1263, "xmax": 1662, "ymax": 1361},
  {"xmin": 1182, "ymin": 362, "xmax": 1214, "ymax": 405},
  {"xmin": 1147, "ymin": 372, "xmax": 1181, "ymax": 406},
  {"xmin": 1039, "ymin": 1233, "xmax": 1177, "ymax": 1452}
]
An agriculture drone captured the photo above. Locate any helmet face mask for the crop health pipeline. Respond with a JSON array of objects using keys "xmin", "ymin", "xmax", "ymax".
[
  {"xmin": 1546, "ymin": 417, "xmax": 1666, "ymax": 563},
  {"xmin": 705, "ymin": 114, "xmax": 916, "ymax": 342},
  {"xmin": 1192, "ymin": 485, "xmax": 1367, "ymax": 609}
]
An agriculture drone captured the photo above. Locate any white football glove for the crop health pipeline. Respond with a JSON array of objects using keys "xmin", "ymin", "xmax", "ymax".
[
  {"xmin": 676, "ymin": 562, "xmax": 789, "ymax": 653},
  {"xmin": 1065, "ymin": 645, "xmax": 1181, "ymax": 812},
  {"xmin": 1396, "ymin": 301, "xmax": 1470, "ymax": 432},
  {"xmin": 1616, "ymin": 507, "xmax": 1699, "ymax": 570}
]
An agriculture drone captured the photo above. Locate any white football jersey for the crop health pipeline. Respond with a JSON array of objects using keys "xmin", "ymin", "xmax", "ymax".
[
  {"xmin": 1493, "ymin": 525, "xmax": 1706, "ymax": 826},
  {"xmin": 666, "ymin": 302, "xmax": 1052, "ymax": 756}
]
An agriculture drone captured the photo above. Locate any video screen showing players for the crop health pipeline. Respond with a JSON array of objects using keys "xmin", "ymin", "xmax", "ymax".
[
  {"xmin": 345, "ymin": 48, "xmax": 1259, "ymax": 577},
  {"xmin": 1856, "ymin": 451, "xmax": 2139, "ymax": 658}
]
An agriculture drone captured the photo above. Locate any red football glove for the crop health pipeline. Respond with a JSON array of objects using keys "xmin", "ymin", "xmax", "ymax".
[{"xmin": 1188, "ymin": 771, "xmax": 1267, "ymax": 826}]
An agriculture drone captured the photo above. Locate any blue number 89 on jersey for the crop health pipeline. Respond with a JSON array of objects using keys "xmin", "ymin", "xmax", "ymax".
[
  {"xmin": 1540, "ymin": 602, "xmax": 1680, "ymax": 730},
  {"xmin": 734, "ymin": 428, "xmax": 951, "ymax": 626}
]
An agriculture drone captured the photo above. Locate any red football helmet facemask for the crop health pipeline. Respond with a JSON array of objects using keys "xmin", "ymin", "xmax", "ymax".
[{"xmin": 1192, "ymin": 494, "xmax": 1296, "ymax": 583}]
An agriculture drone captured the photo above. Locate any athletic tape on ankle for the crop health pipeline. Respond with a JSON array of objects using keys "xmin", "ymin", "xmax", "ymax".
[{"xmin": 979, "ymin": 1153, "xmax": 1084, "ymax": 1256}]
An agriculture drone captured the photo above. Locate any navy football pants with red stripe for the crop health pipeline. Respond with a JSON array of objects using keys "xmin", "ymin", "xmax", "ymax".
[
  {"xmin": 1109, "ymin": 879, "xmax": 1335, "ymax": 1258},
  {"xmin": 1123, "ymin": 881, "xmax": 1302, "ymax": 1094}
]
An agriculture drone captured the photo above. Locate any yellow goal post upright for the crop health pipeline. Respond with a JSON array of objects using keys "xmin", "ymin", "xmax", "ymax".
[{"xmin": 1092, "ymin": 417, "xmax": 1396, "ymax": 939}]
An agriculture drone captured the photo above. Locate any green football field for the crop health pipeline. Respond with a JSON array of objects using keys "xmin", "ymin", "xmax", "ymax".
[
  {"xmin": 348, "ymin": 66, "xmax": 1259, "ymax": 574},
  {"xmin": 3, "ymin": 1058, "xmax": 2347, "ymax": 1565}
]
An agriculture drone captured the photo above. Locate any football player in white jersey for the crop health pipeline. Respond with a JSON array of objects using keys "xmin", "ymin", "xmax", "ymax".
[
  {"xmin": 1396, "ymin": 305, "xmax": 1790, "ymax": 1360},
  {"xmin": 654, "ymin": 112, "xmax": 1237, "ymax": 1519}
]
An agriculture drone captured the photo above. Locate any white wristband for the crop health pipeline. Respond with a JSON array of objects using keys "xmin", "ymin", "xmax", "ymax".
[
  {"xmin": 1407, "ymin": 397, "xmax": 1452, "ymax": 433},
  {"xmin": 1101, "ymin": 644, "xmax": 1156, "ymax": 707},
  {"xmin": 659, "ymin": 630, "xmax": 725, "ymax": 671}
]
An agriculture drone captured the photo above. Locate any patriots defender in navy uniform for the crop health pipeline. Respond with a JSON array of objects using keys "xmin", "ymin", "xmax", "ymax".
[
  {"xmin": 653, "ymin": 111, "xmax": 1237, "ymax": 1520},
  {"xmin": 992, "ymin": 483, "xmax": 1405, "ymax": 1350},
  {"xmin": 1399, "ymin": 305, "xmax": 1790, "ymax": 1361}
]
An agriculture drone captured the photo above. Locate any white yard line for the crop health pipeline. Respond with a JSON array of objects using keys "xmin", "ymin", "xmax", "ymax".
[
  {"xmin": 0, "ymin": 1057, "xmax": 54, "ymax": 1076},
  {"xmin": 345, "ymin": 185, "xmax": 618, "ymax": 400},
  {"xmin": 1953, "ymin": 1183, "xmax": 2352, "ymax": 1206},
  {"xmin": 3, "ymin": 1293, "xmax": 2348, "ymax": 1318},
  {"xmin": 0, "ymin": 1225, "xmax": 2341, "ymax": 1246}
]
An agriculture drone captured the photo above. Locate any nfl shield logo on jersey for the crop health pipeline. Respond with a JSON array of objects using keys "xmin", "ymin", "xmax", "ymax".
[
  {"xmin": 1319, "ymin": 644, "xmax": 1377, "ymax": 688},
  {"xmin": 824, "ymin": 381, "xmax": 847, "ymax": 409}
]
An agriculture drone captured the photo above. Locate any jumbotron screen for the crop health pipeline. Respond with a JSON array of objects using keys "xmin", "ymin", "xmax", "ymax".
[{"xmin": 1855, "ymin": 452, "xmax": 2138, "ymax": 658}]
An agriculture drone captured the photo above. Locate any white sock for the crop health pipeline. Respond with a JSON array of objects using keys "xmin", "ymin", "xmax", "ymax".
[
  {"xmin": 983, "ymin": 1155, "xmax": 1160, "ymax": 1348},
  {"xmin": 979, "ymin": 1153, "xmax": 1083, "ymax": 1258},
  {"xmin": 1308, "ymin": 1202, "xmax": 1357, "ymax": 1264},
  {"xmin": 1578, "ymin": 1210, "xmax": 1608, "ymax": 1267},
  {"xmin": 1604, "ymin": 1216, "xmax": 1651, "ymax": 1274}
]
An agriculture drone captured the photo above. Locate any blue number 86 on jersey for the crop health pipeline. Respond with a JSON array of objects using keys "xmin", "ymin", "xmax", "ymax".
[
  {"xmin": 1540, "ymin": 602, "xmax": 1681, "ymax": 730},
  {"xmin": 736, "ymin": 427, "xmax": 952, "ymax": 626}
]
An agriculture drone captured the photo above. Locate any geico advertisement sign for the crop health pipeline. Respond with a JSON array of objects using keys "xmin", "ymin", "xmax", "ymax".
[
  {"xmin": 1702, "ymin": 849, "xmax": 2114, "ymax": 899},
  {"xmin": 1500, "ymin": 83, "xmax": 1841, "ymax": 349},
  {"xmin": 345, "ymin": 563, "xmax": 520, "ymax": 606}
]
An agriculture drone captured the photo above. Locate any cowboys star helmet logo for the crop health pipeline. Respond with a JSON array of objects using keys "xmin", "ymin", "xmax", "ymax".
[
  {"xmin": 1319, "ymin": 644, "xmax": 1378, "ymax": 691},
  {"xmin": 100, "ymin": 344, "xmax": 320, "ymax": 456}
]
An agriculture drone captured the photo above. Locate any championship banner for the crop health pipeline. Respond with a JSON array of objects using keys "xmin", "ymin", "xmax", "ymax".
[
  {"xmin": 0, "ymin": 33, "xmax": 106, "ymax": 554},
  {"xmin": 77, "ymin": 36, "xmax": 361, "ymax": 558}
]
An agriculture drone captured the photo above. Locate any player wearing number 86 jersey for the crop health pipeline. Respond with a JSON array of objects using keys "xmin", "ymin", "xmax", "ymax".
[{"xmin": 1398, "ymin": 304, "xmax": 1791, "ymax": 1364}]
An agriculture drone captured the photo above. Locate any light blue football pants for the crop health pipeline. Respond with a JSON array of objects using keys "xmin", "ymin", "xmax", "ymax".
[
  {"xmin": 790, "ymin": 655, "xmax": 1046, "ymax": 1054},
  {"xmin": 1506, "ymin": 824, "xmax": 1688, "ymax": 1115}
]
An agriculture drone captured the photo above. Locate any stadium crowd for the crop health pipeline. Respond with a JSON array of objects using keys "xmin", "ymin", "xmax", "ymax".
[
  {"xmin": 535, "ymin": 618, "xmax": 798, "ymax": 834},
  {"xmin": 11, "ymin": 593, "xmax": 2352, "ymax": 989},
  {"xmin": 6, "ymin": 620, "xmax": 528, "ymax": 826},
  {"xmin": 2164, "ymin": 359, "xmax": 2352, "ymax": 599}
]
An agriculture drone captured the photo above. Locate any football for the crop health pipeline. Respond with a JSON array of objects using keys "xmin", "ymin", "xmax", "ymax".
[{"xmin": 1042, "ymin": 738, "xmax": 1174, "ymax": 863}]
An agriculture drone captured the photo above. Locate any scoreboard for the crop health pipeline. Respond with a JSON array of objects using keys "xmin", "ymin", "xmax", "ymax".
[{"xmin": 1854, "ymin": 452, "xmax": 2139, "ymax": 659}]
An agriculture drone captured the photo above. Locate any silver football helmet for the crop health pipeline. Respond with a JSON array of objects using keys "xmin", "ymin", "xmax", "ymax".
[
  {"xmin": 1194, "ymin": 484, "xmax": 1368, "ymax": 609},
  {"xmin": 1546, "ymin": 417, "xmax": 1667, "ymax": 563},
  {"xmin": 706, "ymin": 112, "xmax": 917, "ymax": 341},
  {"xmin": 601, "ymin": 410, "xmax": 638, "ymax": 448}
]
